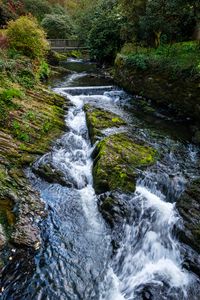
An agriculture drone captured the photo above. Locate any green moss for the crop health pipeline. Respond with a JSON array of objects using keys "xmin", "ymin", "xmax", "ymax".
[
  {"xmin": 84, "ymin": 104, "xmax": 126, "ymax": 144},
  {"xmin": 93, "ymin": 133, "xmax": 157, "ymax": 194}
]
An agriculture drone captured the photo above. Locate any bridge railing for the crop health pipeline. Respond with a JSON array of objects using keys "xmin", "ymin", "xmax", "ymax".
[{"xmin": 48, "ymin": 39, "xmax": 85, "ymax": 48}]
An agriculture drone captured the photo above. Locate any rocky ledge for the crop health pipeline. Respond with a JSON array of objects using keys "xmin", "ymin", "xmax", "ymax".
[{"xmin": 0, "ymin": 87, "xmax": 65, "ymax": 256}]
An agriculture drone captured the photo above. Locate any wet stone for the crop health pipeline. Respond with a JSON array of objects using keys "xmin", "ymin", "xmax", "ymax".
[{"xmin": 0, "ymin": 224, "xmax": 6, "ymax": 250}]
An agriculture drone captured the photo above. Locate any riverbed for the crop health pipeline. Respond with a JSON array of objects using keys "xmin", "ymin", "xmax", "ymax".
[{"xmin": 1, "ymin": 59, "xmax": 200, "ymax": 299}]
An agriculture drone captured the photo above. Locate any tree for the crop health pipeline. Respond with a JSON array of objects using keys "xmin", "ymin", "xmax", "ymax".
[
  {"xmin": 88, "ymin": 1, "xmax": 122, "ymax": 63},
  {"xmin": 22, "ymin": 0, "xmax": 52, "ymax": 22},
  {"xmin": 41, "ymin": 14, "xmax": 74, "ymax": 39}
]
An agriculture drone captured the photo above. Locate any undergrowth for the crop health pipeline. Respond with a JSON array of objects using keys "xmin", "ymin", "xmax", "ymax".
[{"xmin": 118, "ymin": 41, "xmax": 200, "ymax": 78}]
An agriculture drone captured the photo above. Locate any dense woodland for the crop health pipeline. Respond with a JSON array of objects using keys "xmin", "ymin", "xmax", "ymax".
[{"xmin": 0, "ymin": 0, "xmax": 199, "ymax": 61}]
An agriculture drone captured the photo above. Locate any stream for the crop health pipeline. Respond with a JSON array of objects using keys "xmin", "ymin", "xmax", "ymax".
[{"xmin": 1, "ymin": 59, "xmax": 200, "ymax": 299}]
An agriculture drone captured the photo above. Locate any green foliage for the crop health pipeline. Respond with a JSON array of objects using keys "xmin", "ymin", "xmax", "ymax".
[
  {"xmin": 119, "ymin": 0, "xmax": 198, "ymax": 45},
  {"xmin": 7, "ymin": 15, "xmax": 49, "ymax": 59},
  {"xmin": 37, "ymin": 60, "xmax": 50, "ymax": 81},
  {"xmin": 0, "ymin": 87, "xmax": 23, "ymax": 126},
  {"xmin": 12, "ymin": 120, "xmax": 30, "ymax": 142},
  {"xmin": 22, "ymin": 0, "xmax": 52, "ymax": 22},
  {"xmin": 119, "ymin": 41, "xmax": 200, "ymax": 78},
  {"xmin": 88, "ymin": 1, "xmax": 123, "ymax": 63},
  {"xmin": 42, "ymin": 120, "xmax": 52, "ymax": 133},
  {"xmin": 23, "ymin": 110, "xmax": 36, "ymax": 121},
  {"xmin": 16, "ymin": 69, "xmax": 36, "ymax": 89},
  {"xmin": 41, "ymin": 14, "xmax": 74, "ymax": 39},
  {"xmin": 1, "ymin": 88, "xmax": 23, "ymax": 105},
  {"xmin": 0, "ymin": 100, "xmax": 8, "ymax": 126}
]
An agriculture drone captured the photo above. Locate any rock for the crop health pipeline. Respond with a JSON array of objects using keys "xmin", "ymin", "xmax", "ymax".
[
  {"xmin": 33, "ymin": 162, "xmax": 72, "ymax": 187},
  {"xmin": 176, "ymin": 178, "xmax": 200, "ymax": 254},
  {"xmin": 93, "ymin": 133, "xmax": 157, "ymax": 194},
  {"xmin": 98, "ymin": 192, "xmax": 136, "ymax": 251},
  {"xmin": 11, "ymin": 218, "xmax": 41, "ymax": 250},
  {"xmin": 84, "ymin": 104, "xmax": 126, "ymax": 144},
  {"xmin": 0, "ymin": 225, "xmax": 6, "ymax": 250},
  {"xmin": 180, "ymin": 243, "xmax": 200, "ymax": 277},
  {"xmin": 98, "ymin": 193, "xmax": 132, "ymax": 228}
]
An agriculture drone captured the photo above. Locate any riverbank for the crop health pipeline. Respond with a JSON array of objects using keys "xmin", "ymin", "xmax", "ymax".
[
  {"xmin": 114, "ymin": 42, "xmax": 200, "ymax": 143},
  {"xmin": 0, "ymin": 50, "xmax": 66, "ymax": 260}
]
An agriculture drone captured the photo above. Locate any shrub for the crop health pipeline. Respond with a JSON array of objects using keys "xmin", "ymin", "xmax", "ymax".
[{"xmin": 7, "ymin": 15, "xmax": 49, "ymax": 59}]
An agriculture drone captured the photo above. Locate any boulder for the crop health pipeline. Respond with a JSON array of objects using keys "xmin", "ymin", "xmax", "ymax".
[
  {"xmin": 84, "ymin": 104, "xmax": 126, "ymax": 144},
  {"xmin": 93, "ymin": 133, "xmax": 157, "ymax": 194},
  {"xmin": 33, "ymin": 162, "xmax": 72, "ymax": 187}
]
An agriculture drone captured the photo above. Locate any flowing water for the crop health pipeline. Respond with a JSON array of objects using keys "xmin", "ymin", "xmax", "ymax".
[{"xmin": 1, "ymin": 60, "xmax": 200, "ymax": 299}]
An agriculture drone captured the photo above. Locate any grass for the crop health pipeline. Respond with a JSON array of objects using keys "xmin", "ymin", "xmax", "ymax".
[{"xmin": 119, "ymin": 41, "xmax": 200, "ymax": 78}]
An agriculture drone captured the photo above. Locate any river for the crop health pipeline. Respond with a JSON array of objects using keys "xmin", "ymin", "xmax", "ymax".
[{"xmin": 1, "ymin": 59, "xmax": 200, "ymax": 299}]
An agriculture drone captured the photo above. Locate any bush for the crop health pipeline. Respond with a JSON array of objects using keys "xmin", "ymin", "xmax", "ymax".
[
  {"xmin": 7, "ymin": 15, "xmax": 49, "ymax": 59},
  {"xmin": 41, "ymin": 14, "xmax": 73, "ymax": 39}
]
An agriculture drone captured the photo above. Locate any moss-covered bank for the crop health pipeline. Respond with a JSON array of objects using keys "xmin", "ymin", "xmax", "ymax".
[
  {"xmin": 114, "ymin": 43, "xmax": 200, "ymax": 142},
  {"xmin": 0, "ymin": 85, "xmax": 65, "ymax": 253}
]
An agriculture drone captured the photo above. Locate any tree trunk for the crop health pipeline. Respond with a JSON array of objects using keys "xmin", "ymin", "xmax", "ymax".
[{"xmin": 154, "ymin": 31, "xmax": 162, "ymax": 48}]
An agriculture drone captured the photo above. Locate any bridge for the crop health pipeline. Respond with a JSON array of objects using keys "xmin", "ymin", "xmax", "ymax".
[{"xmin": 48, "ymin": 39, "xmax": 88, "ymax": 52}]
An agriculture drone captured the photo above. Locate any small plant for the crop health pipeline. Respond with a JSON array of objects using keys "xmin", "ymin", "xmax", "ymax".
[
  {"xmin": 43, "ymin": 120, "xmax": 52, "ymax": 133},
  {"xmin": 12, "ymin": 120, "xmax": 30, "ymax": 142},
  {"xmin": 16, "ymin": 69, "xmax": 36, "ymax": 88},
  {"xmin": 0, "ymin": 88, "xmax": 23, "ymax": 106},
  {"xmin": 126, "ymin": 54, "xmax": 148, "ymax": 70},
  {"xmin": 24, "ymin": 110, "xmax": 36, "ymax": 121},
  {"xmin": 37, "ymin": 60, "xmax": 50, "ymax": 81}
]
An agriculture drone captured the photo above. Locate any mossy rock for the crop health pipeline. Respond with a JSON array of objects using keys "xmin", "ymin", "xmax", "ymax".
[
  {"xmin": 93, "ymin": 133, "xmax": 157, "ymax": 194},
  {"xmin": 84, "ymin": 104, "xmax": 126, "ymax": 144}
]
